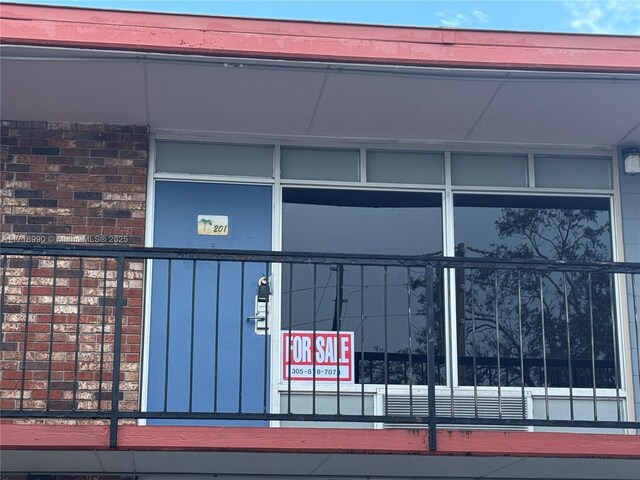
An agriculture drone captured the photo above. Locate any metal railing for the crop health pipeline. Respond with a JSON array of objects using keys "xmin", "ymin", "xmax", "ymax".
[{"xmin": 1, "ymin": 243, "xmax": 639, "ymax": 450}]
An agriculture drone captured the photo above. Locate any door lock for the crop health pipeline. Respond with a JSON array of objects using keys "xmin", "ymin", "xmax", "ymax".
[{"xmin": 247, "ymin": 276, "xmax": 270, "ymax": 334}]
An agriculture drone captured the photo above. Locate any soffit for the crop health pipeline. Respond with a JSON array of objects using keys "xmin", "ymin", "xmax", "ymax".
[
  {"xmin": 1, "ymin": 46, "xmax": 639, "ymax": 147},
  {"xmin": 4, "ymin": 449, "xmax": 640, "ymax": 479}
]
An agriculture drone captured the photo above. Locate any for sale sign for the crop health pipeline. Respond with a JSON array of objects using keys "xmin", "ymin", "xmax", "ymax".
[{"xmin": 282, "ymin": 331, "xmax": 354, "ymax": 383}]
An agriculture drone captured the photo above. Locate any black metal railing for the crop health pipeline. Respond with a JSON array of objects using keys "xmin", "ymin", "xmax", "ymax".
[{"xmin": 1, "ymin": 243, "xmax": 639, "ymax": 450}]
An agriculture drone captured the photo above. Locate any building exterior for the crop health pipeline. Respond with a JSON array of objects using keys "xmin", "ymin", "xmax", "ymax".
[{"xmin": 1, "ymin": 3, "xmax": 640, "ymax": 479}]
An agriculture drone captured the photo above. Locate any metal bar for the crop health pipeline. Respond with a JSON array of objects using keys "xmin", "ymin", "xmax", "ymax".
[
  {"xmin": 588, "ymin": 273, "xmax": 598, "ymax": 421},
  {"xmin": 45, "ymin": 256, "xmax": 58, "ymax": 411},
  {"xmin": 262, "ymin": 262, "xmax": 269, "ymax": 414},
  {"xmin": 425, "ymin": 265, "xmax": 436, "ymax": 451},
  {"xmin": 163, "ymin": 259, "xmax": 172, "ymax": 412},
  {"xmin": 188, "ymin": 260, "xmax": 197, "ymax": 413},
  {"xmin": 109, "ymin": 255, "xmax": 126, "ymax": 448},
  {"xmin": 383, "ymin": 266, "xmax": 389, "ymax": 416},
  {"xmin": 407, "ymin": 269, "xmax": 414, "ymax": 416},
  {"xmin": 312, "ymin": 263, "xmax": 317, "ymax": 416},
  {"xmin": 238, "ymin": 261, "xmax": 245, "ymax": 413},
  {"xmin": 360, "ymin": 265, "xmax": 365, "ymax": 415},
  {"xmin": 3, "ymin": 244, "xmax": 637, "ymax": 274},
  {"xmin": 494, "ymin": 270, "xmax": 502, "ymax": 419},
  {"xmin": 72, "ymin": 257, "xmax": 83, "ymax": 410},
  {"xmin": 98, "ymin": 257, "xmax": 108, "ymax": 411},
  {"xmin": 471, "ymin": 272, "xmax": 478, "ymax": 418},
  {"xmin": 369, "ymin": 353, "xmax": 373, "ymax": 385},
  {"xmin": 517, "ymin": 272, "xmax": 526, "ymax": 419},
  {"xmin": 430, "ymin": 416, "xmax": 639, "ymax": 429},
  {"xmin": 287, "ymin": 263, "xmax": 293, "ymax": 414},
  {"xmin": 213, "ymin": 260, "xmax": 220, "ymax": 413},
  {"xmin": 3, "ymin": 408, "xmax": 638, "ymax": 429},
  {"xmin": 335, "ymin": 264, "xmax": 342, "ymax": 416},
  {"xmin": 609, "ymin": 274, "xmax": 621, "ymax": 421},
  {"xmin": 540, "ymin": 273, "xmax": 550, "ymax": 420},
  {"xmin": 563, "ymin": 272, "xmax": 574, "ymax": 420},
  {"xmin": 0, "ymin": 254, "xmax": 7, "ymax": 332},
  {"xmin": 19, "ymin": 255, "xmax": 33, "ymax": 411}
]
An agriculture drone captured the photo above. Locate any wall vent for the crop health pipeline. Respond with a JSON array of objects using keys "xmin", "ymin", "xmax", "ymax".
[{"xmin": 382, "ymin": 392, "xmax": 531, "ymax": 431}]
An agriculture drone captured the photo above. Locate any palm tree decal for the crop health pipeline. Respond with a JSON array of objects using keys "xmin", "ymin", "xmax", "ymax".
[{"xmin": 198, "ymin": 217, "xmax": 213, "ymax": 234}]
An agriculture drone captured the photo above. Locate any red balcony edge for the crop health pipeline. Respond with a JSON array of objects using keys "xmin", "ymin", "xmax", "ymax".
[
  {"xmin": 1, "ymin": 3, "xmax": 640, "ymax": 73},
  {"xmin": 2, "ymin": 425, "xmax": 639, "ymax": 459}
]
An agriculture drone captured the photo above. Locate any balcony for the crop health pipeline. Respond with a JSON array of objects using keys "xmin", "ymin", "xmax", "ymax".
[{"xmin": 1, "ymin": 243, "xmax": 639, "ymax": 459}]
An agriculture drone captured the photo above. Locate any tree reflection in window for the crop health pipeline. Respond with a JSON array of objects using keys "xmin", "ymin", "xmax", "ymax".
[{"xmin": 454, "ymin": 195, "xmax": 615, "ymax": 388}]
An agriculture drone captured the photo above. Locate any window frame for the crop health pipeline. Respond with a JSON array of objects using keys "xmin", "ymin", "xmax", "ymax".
[{"xmin": 144, "ymin": 135, "xmax": 628, "ymax": 416}]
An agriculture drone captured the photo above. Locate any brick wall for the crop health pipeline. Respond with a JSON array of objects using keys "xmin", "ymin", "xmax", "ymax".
[
  {"xmin": 1, "ymin": 120, "xmax": 147, "ymax": 244},
  {"xmin": 0, "ymin": 120, "xmax": 148, "ymax": 420}
]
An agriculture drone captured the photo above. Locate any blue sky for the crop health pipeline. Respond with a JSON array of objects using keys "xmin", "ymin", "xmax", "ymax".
[{"xmin": 12, "ymin": 0, "xmax": 640, "ymax": 35}]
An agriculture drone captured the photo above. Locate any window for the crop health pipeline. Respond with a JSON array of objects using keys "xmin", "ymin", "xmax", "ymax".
[
  {"xmin": 454, "ymin": 194, "xmax": 614, "ymax": 388},
  {"xmin": 153, "ymin": 140, "xmax": 618, "ymax": 390},
  {"xmin": 534, "ymin": 155, "xmax": 612, "ymax": 189},
  {"xmin": 366, "ymin": 150, "xmax": 444, "ymax": 185},
  {"xmin": 280, "ymin": 147, "xmax": 360, "ymax": 181},
  {"xmin": 281, "ymin": 188, "xmax": 446, "ymax": 384},
  {"xmin": 451, "ymin": 153, "xmax": 528, "ymax": 187},
  {"xmin": 156, "ymin": 141, "xmax": 273, "ymax": 177}
]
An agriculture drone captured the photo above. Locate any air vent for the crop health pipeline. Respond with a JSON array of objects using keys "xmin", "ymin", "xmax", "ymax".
[{"xmin": 383, "ymin": 392, "xmax": 530, "ymax": 431}]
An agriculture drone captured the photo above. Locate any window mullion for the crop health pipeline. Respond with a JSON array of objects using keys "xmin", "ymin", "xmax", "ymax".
[{"xmin": 444, "ymin": 151, "xmax": 459, "ymax": 389}]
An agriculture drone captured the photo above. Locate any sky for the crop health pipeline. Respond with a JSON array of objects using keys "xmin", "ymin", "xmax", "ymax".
[{"xmin": 10, "ymin": 0, "xmax": 640, "ymax": 35}]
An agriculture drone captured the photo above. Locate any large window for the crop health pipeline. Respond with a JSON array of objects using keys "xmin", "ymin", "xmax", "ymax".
[
  {"xmin": 154, "ymin": 140, "xmax": 617, "ymax": 390},
  {"xmin": 281, "ymin": 188, "xmax": 446, "ymax": 384},
  {"xmin": 454, "ymin": 195, "xmax": 614, "ymax": 388}
]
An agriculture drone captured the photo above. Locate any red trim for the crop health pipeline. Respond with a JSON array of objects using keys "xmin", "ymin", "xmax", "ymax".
[
  {"xmin": 1, "ymin": 3, "xmax": 639, "ymax": 73},
  {"xmin": 1, "ymin": 424, "xmax": 111, "ymax": 450},
  {"xmin": 2, "ymin": 425, "xmax": 640, "ymax": 459}
]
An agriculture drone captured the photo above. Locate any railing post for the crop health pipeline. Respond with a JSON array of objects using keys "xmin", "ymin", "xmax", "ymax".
[
  {"xmin": 110, "ymin": 255, "xmax": 126, "ymax": 449},
  {"xmin": 425, "ymin": 265, "xmax": 437, "ymax": 451}
]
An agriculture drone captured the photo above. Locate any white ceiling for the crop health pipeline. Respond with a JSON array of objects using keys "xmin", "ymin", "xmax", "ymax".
[{"xmin": 1, "ymin": 46, "xmax": 639, "ymax": 147}]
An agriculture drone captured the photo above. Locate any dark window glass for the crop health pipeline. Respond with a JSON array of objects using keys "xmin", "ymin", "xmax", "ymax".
[
  {"xmin": 282, "ymin": 188, "xmax": 445, "ymax": 385},
  {"xmin": 454, "ymin": 194, "xmax": 615, "ymax": 388}
]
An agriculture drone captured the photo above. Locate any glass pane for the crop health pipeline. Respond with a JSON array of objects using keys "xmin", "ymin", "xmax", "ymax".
[
  {"xmin": 282, "ymin": 188, "xmax": 445, "ymax": 385},
  {"xmin": 535, "ymin": 155, "xmax": 612, "ymax": 189},
  {"xmin": 453, "ymin": 194, "xmax": 614, "ymax": 388},
  {"xmin": 156, "ymin": 141, "xmax": 273, "ymax": 177},
  {"xmin": 367, "ymin": 151, "xmax": 444, "ymax": 184},
  {"xmin": 280, "ymin": 147, "xmax": 359, "ymax": 181},
  {"xmin": 283, "ymin": 189, "xmax": 442, "ymax": 255},
  {"xmin": 452, "ymin": 153, "xmax": 528, "ymax": 187}
]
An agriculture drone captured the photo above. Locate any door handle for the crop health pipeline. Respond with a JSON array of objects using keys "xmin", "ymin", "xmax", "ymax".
[{"xmin": 247, "ymin": 276, "xmax": 270, "ymax": 334}]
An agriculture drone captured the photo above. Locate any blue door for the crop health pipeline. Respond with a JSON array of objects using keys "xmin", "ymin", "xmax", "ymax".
[{"xmin": 147, "ymin": 181, "xmax": 272, "ymax": 425}]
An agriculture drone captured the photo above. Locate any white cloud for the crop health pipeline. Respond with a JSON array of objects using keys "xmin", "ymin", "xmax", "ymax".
[
  {"xmin": 564, "ymin": 0, "xmax": 640, "ymax": 35},
  {"xmin": 437, "ymin": 8, "xmax": 488, "ymax": 28},
  {"xmin": 472, "ymin": 9, "xmax": 489, "ymax": 23}
]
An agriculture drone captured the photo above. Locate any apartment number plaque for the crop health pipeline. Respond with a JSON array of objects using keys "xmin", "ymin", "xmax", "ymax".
[{"xmin": 197, "ymin": 215, "xmax": 229, "ymax": 235}]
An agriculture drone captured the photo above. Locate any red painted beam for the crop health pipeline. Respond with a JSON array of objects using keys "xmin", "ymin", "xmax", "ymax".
[
  {"xmin": 1, "ymin": 424, "xmax": 111, "ymax": 450},
  {"xmin": 2, "ymin": 425, "xmax": 640, "ymax": 459},
  {"xmin": 1, "ymin": 3, "xmax": 639, "ymax": 73}
]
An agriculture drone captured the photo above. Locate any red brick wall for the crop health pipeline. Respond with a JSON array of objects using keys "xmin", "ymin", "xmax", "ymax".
[
  {"xmin": 0, "ymin": 120, "xmax": 148, "ymax": 420},
  {"xmin": 1, "ymin": 120, "xmax": 147, "ymax": 244}
]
